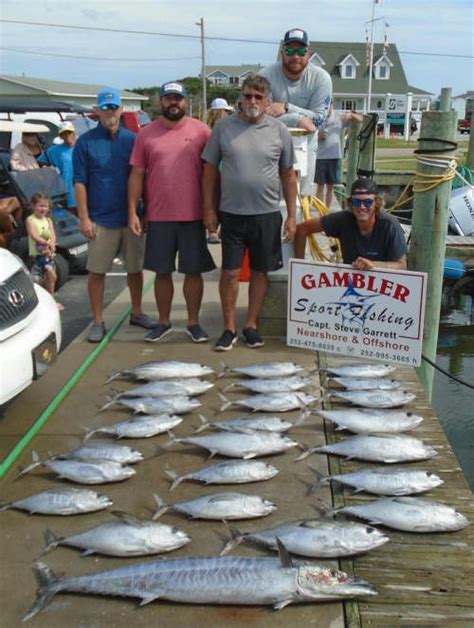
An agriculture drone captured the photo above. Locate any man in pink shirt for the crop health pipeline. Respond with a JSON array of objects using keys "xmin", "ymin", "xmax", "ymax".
[{"xmin": 128, "ymin": 81, "xmax": 215, "ymax": 342}]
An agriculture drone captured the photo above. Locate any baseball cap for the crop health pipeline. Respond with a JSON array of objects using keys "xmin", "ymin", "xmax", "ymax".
[
  {"xmin": 283, "ymin": 28, "xmax": 309, "ymax": 46},
  {"xmin": 210, "ymin": 98, "xmax": 233, "ymax": 111},
  {"xmin": 350, "ymin": 178, "xmax": 378, "ymax": 195},
  {"xmin": 160, "ymin": 82, "xmax": 188, "ymax": 98},
  {"xmin": 57, "ymin": 121, "xmax": 76, "ymax": 136},
  {"xmin": 97, "ymin": 88, "xmax": 121, "ymax": 108}
]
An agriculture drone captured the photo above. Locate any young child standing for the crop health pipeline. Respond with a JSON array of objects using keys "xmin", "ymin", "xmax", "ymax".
[{"xmin": 26, "ymin": 192, "xmax": 64, "ymax": 310}]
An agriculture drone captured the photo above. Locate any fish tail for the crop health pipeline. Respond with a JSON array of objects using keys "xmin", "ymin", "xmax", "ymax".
[
  {"xmin": 23, "ymin": 562, "xmax": 61, "ymax": 622},
  {"xmin": 308, "ymin": 466, "xmax": 327, "ymax": 494},
  {"xmin": 222, "ymin": 382, "xmax": 236, "ymax": 392},
  {"xmin": 107, "ymin": 388, "xmax": 122, "ymax": 401},
  {"xmin": 164, "ymin": 468, "xmax": 182, "ymax": 492},
  {"xmin": 0, "ymin": 501, "xmax": 12, "ymax": 511},
  {"xmin": 41, "ymin": 529, "xmax": 61, "ymax": 556},
  {"xmin": 80, "ymin": 426, "xmax": 98, "ymax": 442},
  {"xmin": 98, "ymin": 399, "xmax": 116, "ymax": 412},
  {"xmin": 294, "ymin": 444, "xmax": 316, "ymax": 462},
  {"xmin": 16, "ymin": 451, "xmax": 43, "ymax": 479},
  {"xmin": 219, "ymin": 523, "xmax": 244, "ymax": 555},
  {"xmin": 194, "ymin": 414, "xmax": 210, "ymax": 434},
  {"xmin": 216, "ymin": 362, "xmax": 229, "ymax": 379},
  {"xmin": 218, "ymin": 392, "xmax": 232, "ymax": 412},
  {"xmin": 151, "ymin": 493, "xmax": 168, "ymax": 520},
  {"xmin": 105, "ymin": 369, "xmax": 124, "ymax": 384}
]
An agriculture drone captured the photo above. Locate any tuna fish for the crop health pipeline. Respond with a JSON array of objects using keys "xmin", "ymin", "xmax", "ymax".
[
  {"xmin": 107, "ymin": 361, "xmax": 214, "ymax": 383},
  {"xmin": 223, "ymin": 376, "xmax": 313, "ymax": 394},
  {"xmin": 320, "ymin": 363, "xmax": 396, "ymax": 378},
  {"xmin": 297, "ymin": 434, "xmax": 437, "ymax": 463},
  {"xmin": 0, "ymin": 488, "xmax": 112, "ymax": 515},
  {"xmin": 333, "ymin": 497, "xmax": 469, "ymax": 532},
  {"xmin": 220, "ymin": 518, "xmax": 389, "ymax": 558},
  {"xmin": 328, "ymin": 389, "xmax": 416, "ymax": 408},
  {"xmin": 218, "ymin": 361, "xmax": 306, "ymax": 379},
  {"xmin": 194, "ymin": 414, "xmax": 295, "ymax": 434},
  {"xmin": 25, "ymin": 550, "xmax": 376, "ymax": 620},
  {"xmin": 165, "ymin": 460, "xmax": 279, "ymax": 491},
  {"xmin": 219, "ymin": 392, "xmax": 319, "ymax": 413},
  {"xmin": 315, "ymin": 409, "xmax": 423, "ymax": 433},
  {"xmin": 108, "ymin": 378, "xmax": 213, "ymax": 399},
  {"xmin": 18, "ymin": 457, "xmax": 135, "ymax": 484},
  {"xmin": 327, "ymin": 377, "xmax": 401, "ymax": 390},
  {"xmin": 42, "ymin": 511, "xmax": 190, "ymax": 557},
  {"xmin": 83, "ymin": 414, "xmax": 183, "ymax": 440},
  {"xmin": 174, "ymin": 431, "xmax": 298, "ymax": 459},
  {"xmin": 152, "ymin": 492, "xmax": 276, "ymax": 521},
  {"xmin": 311, "ymin": 467, "xmax": 444, "ymax": 496},
  {"xmin": 100, "ymin": 396, "xmax": 201, "ymax": 415}
]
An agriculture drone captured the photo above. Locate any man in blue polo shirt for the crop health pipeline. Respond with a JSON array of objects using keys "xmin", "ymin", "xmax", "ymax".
[{"xmin": 73, "ymin": 87, "xmax": 155, "ymax": 342}]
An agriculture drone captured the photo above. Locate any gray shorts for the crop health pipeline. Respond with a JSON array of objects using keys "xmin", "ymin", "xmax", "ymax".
[
  {"xmin": 144, "ymin": 221, "xmax": 216, "ymax": 275},
  {"xmin": 86, "ymin": 224, "xmax": 145, "ymax": 274},
  {"xmin": 315, "ymin": 158, "xmax": 341, "ymax": 185}
]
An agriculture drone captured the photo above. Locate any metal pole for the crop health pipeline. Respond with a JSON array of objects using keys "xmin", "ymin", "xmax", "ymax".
[
  {"xmin": 467, "ymin": 123, "xmax": 474, "ymax": 170},
  {"xmin": 366, "ymin": 0, "xmax": 376, "ymax": 113},
  {"xmin": 196, "ymin": 17, "xmax": 207, "ymax": 119},
  {"xmin": 404, "ymin": 92, "xmax": 413, "ymax": 141},
  {"xmin": 408, "ymin": 110, "xmax": 457, "ymax": 399}
]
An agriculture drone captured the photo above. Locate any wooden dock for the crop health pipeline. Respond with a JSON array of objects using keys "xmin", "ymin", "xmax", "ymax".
[{"xmin": 318, "ymin": 353, "xmax": 474, "ymax": 626}]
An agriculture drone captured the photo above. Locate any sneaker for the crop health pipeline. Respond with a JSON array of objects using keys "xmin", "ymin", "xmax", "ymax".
[
  {"xmin": 214, "ymin": 329, "xmax": 238, "ymax": 352},
  {"xmin": 88, "ymin": 322, "xmax": 106, "ymax": 343},
  {"xmin": 130, "ymin": 312, "xmax": 157, "ymax": 329},
  {"xmin": 186, "ymin": 324, "xmax": 209, "ymax": 343},
  {"xmin": 145, "ymin": 323, "xmax": 172, "ymax": 343},
  {"xmin": 241, "ymin": 327, "xmax": 264, "ymax": 348},
  {"xmin": 207, "ymin": 233, "xmax": 221, "ymax": 244}
]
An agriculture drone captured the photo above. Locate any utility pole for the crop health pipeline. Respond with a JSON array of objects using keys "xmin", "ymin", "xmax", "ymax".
[{"xmin": 196, "ymin": 17, "xmax": 207, "ymax": 119}]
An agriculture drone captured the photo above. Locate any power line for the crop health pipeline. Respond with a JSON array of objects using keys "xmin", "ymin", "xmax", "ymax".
[
  {"xmin": 1, "ymin": 19, "xmax": 472, "ymax": 60},
  {"xmin": 0, "ymin": 47, "xmax": 200, "ymax": 62}
]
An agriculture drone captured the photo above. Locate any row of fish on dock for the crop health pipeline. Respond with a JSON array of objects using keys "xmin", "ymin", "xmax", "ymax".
[{"xmin": 1, "ymin": 358, "xmax": 469, "ymax": 620}]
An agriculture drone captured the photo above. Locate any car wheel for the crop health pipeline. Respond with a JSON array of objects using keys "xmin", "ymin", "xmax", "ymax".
[{"xmin": 55, "ymin": 253, "xmax": 69, "ymax": 289}]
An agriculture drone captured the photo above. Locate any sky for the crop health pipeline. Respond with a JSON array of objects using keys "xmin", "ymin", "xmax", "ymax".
[{"xmin": 0, "ymin": 0, "xmax": 472, "ymax": 97}]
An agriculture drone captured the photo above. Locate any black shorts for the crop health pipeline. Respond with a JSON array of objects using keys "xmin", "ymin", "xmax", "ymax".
[
  {"xmin": 144, "ymin": 221, "xmax": 216, "ymax": 274},
  {"xmin": 219, "ymin": 211, "xmax": 283, "ymax": 272},
  {"xmin": 315, "ymin": 158, "xmax": 341, "ymax": 185}
]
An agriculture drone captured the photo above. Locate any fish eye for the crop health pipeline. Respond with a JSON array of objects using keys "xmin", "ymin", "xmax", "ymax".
[{"xmin": 367, "ymin": 527, "xmax": 375, "ymax": 534}]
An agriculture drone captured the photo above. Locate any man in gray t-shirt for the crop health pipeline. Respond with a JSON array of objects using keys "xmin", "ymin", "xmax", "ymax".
[
  {"xmin": 202, "ymin": 74, "xmax": 297, "ymax": 352},
  {"xmin": 260, "ymin": 27, "xmax": 332, "ymax": 197}
]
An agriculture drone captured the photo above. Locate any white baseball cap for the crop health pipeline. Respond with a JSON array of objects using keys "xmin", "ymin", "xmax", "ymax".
[
  {"xmin": 57, "ymin": 121, "xmax": 76, "ymax": 136},
  {"xmin": 210, "ymin": 98, "xmax": 234, "ymax": 111}
]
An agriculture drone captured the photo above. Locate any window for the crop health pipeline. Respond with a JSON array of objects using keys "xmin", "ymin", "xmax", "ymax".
[
  {"xmin": 342, "ymin": 99, "xmax": 357, "ymax": 111},
  {"xmin": 375, "ymin": 60, "xmax": 390, "ymax": 80},
  {"xmin": 344, "ymin": 64, "xmax": 355, "ymax": 79}
]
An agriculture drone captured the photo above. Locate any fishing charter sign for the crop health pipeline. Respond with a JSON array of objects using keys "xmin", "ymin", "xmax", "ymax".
[{"xmin": 287, "ymin": 260, "xmax": 427, "ymax": 366}]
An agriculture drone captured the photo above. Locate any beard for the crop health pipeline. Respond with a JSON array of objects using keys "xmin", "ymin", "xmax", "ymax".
[
  {"xmin": 244, "ymin": 104, "xmax": 262, "ymax": 121},
  {"xmin": 162, "ymin": 106, "xmax": 186, "ymax": 121}
]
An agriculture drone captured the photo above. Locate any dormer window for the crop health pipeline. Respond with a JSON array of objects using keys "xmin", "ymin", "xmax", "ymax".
[
  {"xmin": 309, "ymin": 52, "xmax": 326, "ymax": 67},
  {"xmin": 374, "ymin": 55, "xmax": 393, "ymax": 80},
  {"xmin": 338, "ymin": 53, "xmax": 360, "ymax": 80}
]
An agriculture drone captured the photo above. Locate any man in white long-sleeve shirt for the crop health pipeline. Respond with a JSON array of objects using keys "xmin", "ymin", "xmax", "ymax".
[{"xmin": 260, "ymin": 28, "xmax": 332, "ymax": 197}]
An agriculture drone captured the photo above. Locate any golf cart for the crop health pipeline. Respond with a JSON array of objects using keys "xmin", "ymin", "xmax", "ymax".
[{"xmin": 0, "ymin": 119, "xmax": 89, "ymax": 288}]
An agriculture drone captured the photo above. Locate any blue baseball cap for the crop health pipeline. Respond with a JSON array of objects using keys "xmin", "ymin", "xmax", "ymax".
[
  {"xmin": 283, "ymin": 28, "xmax": 309, "ymax": 46},
  {"xmin": 97, "ymin": 88, "xmax": 121, "ymax": 108},
  {"xmin": 160, "ymin": 81, "xmax": 188, "ymax": 98}
]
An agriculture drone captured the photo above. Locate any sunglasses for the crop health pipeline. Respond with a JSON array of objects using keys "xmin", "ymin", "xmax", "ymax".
[
  {"xmin": 351, "ymin": 197, "xmax": 375, "ymax": 208},
  {"xmin": 242, "ymin": 93, "xmax": 265, "ymax": 101},
  {"xmin": 284, "ymin": 47, "xmax": 308, "ymax": 57},
  {"xmin": 99, "ymin": 104, "xmax": 120, "ymax": 111}
]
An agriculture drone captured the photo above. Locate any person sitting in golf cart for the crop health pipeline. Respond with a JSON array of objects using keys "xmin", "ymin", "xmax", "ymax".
[{"xmin": 10, "ymin": 132, "xmax": 44, "ymax": 171}]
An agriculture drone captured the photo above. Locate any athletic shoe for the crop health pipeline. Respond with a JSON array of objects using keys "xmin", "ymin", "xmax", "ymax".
[
  {"xmin": 88, "ymin": 322, "xmax": 106, "ymax": 343},
  {"xmin": 145, "ymin": 323, "xmax": 172, "ymax": 342},
  {"xmin": 241, "ymin": 327, "xmax": 264, "ymax": 348},
  {"xmin": 214, "ymin": 329, "xmax": 238, "ymax": 352},
  {"xmin": 186, "ymin": 324, "xmax": 209, "ymax": 343},
  {"xmin": 207, "ymin": 233, "xmax": 221, "ymax": 244},
  {"xmin": 130, "ymin": 313, "xmax": 157, "ymax": 329}
]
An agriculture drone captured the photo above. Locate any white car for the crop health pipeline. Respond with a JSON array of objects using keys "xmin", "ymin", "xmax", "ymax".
[{"xmin": 0, "ymin": 249, "xmax": 62, "ymax": 406}]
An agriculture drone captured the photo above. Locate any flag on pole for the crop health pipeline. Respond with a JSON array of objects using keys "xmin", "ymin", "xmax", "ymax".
[{"xmin": 383, "ymin": 22, "xmax": 390, "ymax": 52}]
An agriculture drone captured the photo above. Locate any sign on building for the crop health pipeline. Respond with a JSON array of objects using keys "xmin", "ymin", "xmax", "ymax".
[{"xmin": 287, "ymin": 260, "xmax": 427, "ymax": 366}]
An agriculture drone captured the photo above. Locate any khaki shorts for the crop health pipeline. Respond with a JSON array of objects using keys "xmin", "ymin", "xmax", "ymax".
[{"xmin": 86, "ymin": 224, "xmax": 145, "ymax": 274}]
